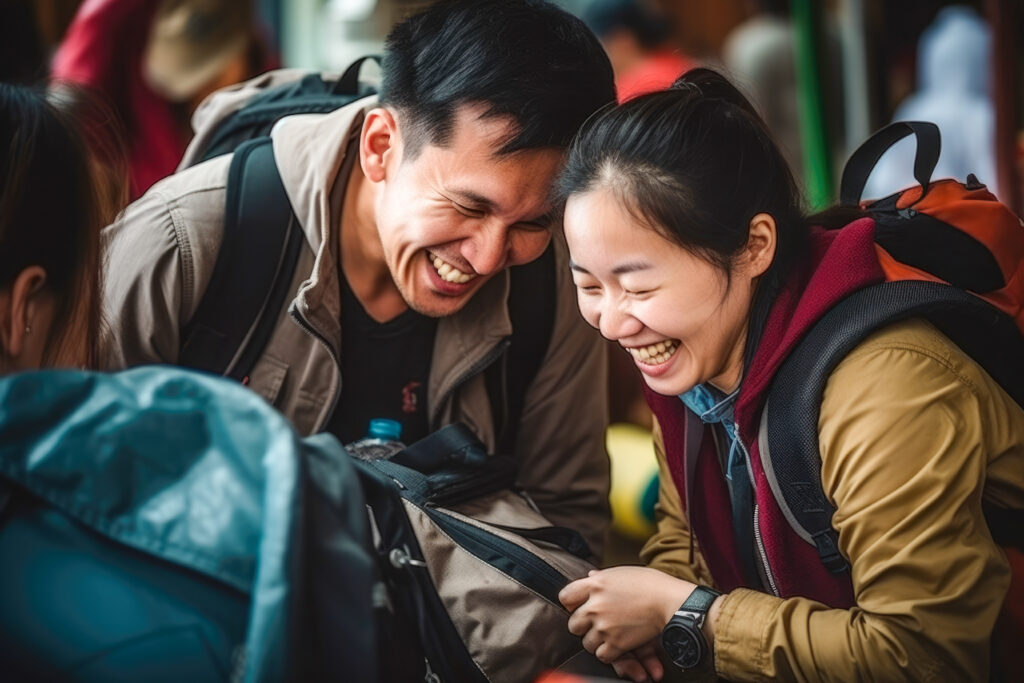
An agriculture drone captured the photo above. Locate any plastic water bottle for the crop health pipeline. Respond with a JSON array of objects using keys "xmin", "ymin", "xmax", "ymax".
[{"xmin": 346, "ymin": 418, "xmax": 406, "ymax": 461}]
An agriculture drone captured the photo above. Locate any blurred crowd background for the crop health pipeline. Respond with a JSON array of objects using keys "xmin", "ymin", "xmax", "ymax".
[
  {"xmin": 2, "ymin": 0, "xmax": 1022, "ymax": 551},
  {"xmin": 4, "ymin": 0, "xmax": 1021, "ymax": 213}
]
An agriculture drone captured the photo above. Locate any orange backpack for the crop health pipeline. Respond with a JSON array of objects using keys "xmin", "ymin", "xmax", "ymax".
[
  {"xmin": 765, "ymin": 121, "xmax": 1024, "ymax": 679},
  {"xmin": 847, "ymin": 121, "xmax": 1024, "ymax": 333}
]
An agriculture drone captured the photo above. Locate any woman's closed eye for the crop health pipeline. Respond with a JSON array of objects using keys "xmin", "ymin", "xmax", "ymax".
[
  {"xmin": 574, "ymin": 279, "xmax": 602, "ymax": 294},
  {"xmin": 623, "ymin": 284, "xmax": 657, "ymax": 297}
]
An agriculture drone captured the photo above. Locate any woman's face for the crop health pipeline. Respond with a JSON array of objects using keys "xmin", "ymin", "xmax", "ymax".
[{"xmin": 564, "ymin": 187, "xmax": 759, "ymax": 396}]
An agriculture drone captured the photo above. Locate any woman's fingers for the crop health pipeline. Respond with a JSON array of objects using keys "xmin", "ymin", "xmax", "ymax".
[
  {"xmin": 612, "ymin": 654, "xmax": 652, "ymax": 683},
  {"xmin": 595, "ymin": 640, "xmax": 626, "ymax": 664},
  {"xmin": 559, "ymin": 576, "xmax": 592, "ymax": 611},
  {"xmin": 633, "ymin": 641, "xmax": 664, "ymax": 681},
  {"xmin": 567, "ymin": 608, "xmax": 592, "ymax": 637},
  {"xmin": 581, "ymin": 628, "xmax": 604, "ymax": 655}
]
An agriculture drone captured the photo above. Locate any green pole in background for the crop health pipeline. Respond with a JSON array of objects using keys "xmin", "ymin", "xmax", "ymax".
[{"xmin": 792, "ymin": 0, "xmax": 834, "ymax": 209}]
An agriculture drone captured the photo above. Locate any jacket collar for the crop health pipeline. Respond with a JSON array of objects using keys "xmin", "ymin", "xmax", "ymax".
[
  {"xmin": 734, "ymin": 218, "xmax": 885, "ymax": 430},
  {"xmin": 270, "ymin": 97, "xmax": 513, "ymax": 415}
]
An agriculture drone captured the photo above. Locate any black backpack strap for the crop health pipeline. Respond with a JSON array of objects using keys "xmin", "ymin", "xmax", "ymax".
[
  {"xmin": 840, "ymin": 121, "xmax": 942, "ymax": 206},
  {"xmin": 179, "ymin": 137, "xmax": 305, "ymax": 382},
  {"xmin": 330, "ymin": 54, "xmax": 382, "ymax": 95},
  {"xmin": 762, "ymin": 281, "xmax": 1024, "ymax": 574},
  {"xmin": 390, "ymin": 423, "xmax": 489, "ymax": 472},
  {"xmin": 486, "ymin": 243, "xmax": 557, "ymax": 455}
]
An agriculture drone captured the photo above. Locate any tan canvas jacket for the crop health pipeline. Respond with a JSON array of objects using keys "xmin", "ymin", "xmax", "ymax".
[
  {"xmin": 100, "ymin": 72, "xmax": 611, "ymax": 555},
  {"xmin": 642, "ymin": 319, "xmax": 1024, "ymax": 682}
]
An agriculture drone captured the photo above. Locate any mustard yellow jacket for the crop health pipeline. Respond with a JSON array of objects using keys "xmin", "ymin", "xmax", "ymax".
[{"xmin": 642, "ymin": 319, "xmax": 1024, "ymax": 682}]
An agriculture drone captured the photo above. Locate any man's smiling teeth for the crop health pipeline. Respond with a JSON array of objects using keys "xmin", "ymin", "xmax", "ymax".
[
  {"xmin": 429, "ymin": 252, "xmax": 476, "ymax": 284},
  {"xmin": 628, "ymin": 340, "xmax": 679, "ymax": 365}
]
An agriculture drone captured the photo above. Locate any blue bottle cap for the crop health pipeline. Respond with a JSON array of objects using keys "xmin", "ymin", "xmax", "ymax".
[{"xmin": 367, "ymin": 418, "xmax": 402, "ymax": 441}]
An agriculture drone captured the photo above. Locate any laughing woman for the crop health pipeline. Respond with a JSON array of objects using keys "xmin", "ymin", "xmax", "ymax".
[{"xmin": 557, "ymin": 69, "xmax": 1024, "ymax": 682}]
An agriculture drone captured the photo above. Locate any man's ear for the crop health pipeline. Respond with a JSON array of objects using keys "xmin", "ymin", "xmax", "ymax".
[
  {"xmin": 359, "ymin": 107, "xmax": 400, "ymax": 183},
  {"xmin": 743, "ymin": 213, "xmax": 777, "ymax": 278},
  {"xmin": 0, "ymin": 266, "xmax": 47, "ymax": 359}
]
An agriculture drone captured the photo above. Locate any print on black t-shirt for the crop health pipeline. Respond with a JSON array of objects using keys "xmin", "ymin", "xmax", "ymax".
[{"xmin": 327, "ymin": 272, "xmax": 437, "ymax": 445}]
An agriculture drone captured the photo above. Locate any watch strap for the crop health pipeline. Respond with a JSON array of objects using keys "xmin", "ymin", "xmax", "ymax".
[{"xmin": 676, "ymin": 585, "xmax": 721, "ymax": 616}]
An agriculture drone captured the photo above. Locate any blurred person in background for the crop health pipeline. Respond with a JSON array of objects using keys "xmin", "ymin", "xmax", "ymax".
[
  {"xmin": 51, "ymin": 0, "xmax": 274, "ymax": 201},
  {"xmin": 722, "ymin": 0, "xmax": 804, "ymax": 182},
  {"xmin": 864, "ymin": 5, "xmax": 997, "ymax": 200},
  {"xmin": 583, "ymin": 0, "xmax": 696, "ymax": 103},
  {"xmin": 0, "ymin": 83, "xmax": 105, "ymax": 374}
]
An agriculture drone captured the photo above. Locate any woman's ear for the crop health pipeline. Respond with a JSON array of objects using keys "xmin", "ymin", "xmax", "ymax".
[
  {"xmin": 359, "ymin": 107, "xmax": 400, "ymax": 183},
  {"xmin": 743, "ymin": 213, "xmax": 777, "ymax": 278},
  {"xmin": 0, "ymin": 266, "xmax": 47, "ymax": 360}
]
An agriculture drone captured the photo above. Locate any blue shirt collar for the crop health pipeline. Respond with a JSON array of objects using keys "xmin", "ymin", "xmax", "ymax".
[{"xmin": 679, "ymin": 383, "xmax": 739, "ymax": 426}]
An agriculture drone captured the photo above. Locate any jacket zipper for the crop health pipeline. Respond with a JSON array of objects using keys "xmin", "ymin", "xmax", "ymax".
[
  {"xmin": 430, "ymin": 338, "xmax": 510, "ymax": 430},
  {"xmin": 753, "ymin": 504, "xmax": 780, "ymax": 596},
  {"xmin": 736, "ymin": 433, "xmax": 779, "ymax": 594},
  {"xmin": 425, "ymin": 506, "xmax": 568, "ymax": 605},
  {"xmin": 289, "ymin": 304, "xmax": 343, "ymax": 425}
]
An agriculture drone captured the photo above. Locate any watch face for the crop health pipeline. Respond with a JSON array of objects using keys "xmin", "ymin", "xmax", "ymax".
[{"xmin": 662, "ymin": 621, "xmax": 704, "ymax": 670}]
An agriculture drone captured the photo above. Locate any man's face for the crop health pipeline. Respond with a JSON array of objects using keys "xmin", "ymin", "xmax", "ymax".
[{"xmin": 369, "ymin": 105, "xmax": 562, "ymax": 318}]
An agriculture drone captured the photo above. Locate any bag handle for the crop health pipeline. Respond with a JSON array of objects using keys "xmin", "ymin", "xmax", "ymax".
[
  {"xmin": 389, "ymin": 423, "xmax": 489, "ymax": 472},
  {"xmin": 840, "ymin": 121, "xmax": 941, "ymax": 206},
  {"xmin": 331, "ymin": 55, "xmax": 382, "ymax": 95}
]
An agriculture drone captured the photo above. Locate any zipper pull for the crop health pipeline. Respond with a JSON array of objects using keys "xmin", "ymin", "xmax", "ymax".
[{"xmin": 389, "ymin": 547, "xmax": 428, "ymax": 569}]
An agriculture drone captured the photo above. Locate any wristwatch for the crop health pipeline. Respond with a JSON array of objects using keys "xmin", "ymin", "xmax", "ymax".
[{"xmin": 661, "ymin": 585, "xmax": 722, "ymax": 671}]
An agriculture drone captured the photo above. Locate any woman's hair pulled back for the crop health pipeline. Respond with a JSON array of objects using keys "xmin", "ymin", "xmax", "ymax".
[{"xmin": 559, "ymin": 68, "xmax": 809, "ymax": 290}]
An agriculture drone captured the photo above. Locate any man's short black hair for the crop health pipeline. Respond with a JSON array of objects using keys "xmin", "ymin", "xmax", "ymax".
[{"xmin": 379, "ymin": 0, "xmax": 616, "ymax": 157}]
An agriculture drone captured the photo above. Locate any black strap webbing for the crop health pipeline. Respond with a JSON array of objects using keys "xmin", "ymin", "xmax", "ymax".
[
  {"xmin": 390, "ymin": 423, "xmax": 488, "ymax": 472},
  {"xmin": 840, "ymin": 121, "xmax": 941, "ymax": 206},
  {"xmin": 764, "ymin": 281, "xmax": 1024, "ymax": 573},
  {"xmin": 179, "ymin": 138, "xmax": 304, "ymax": 382}
]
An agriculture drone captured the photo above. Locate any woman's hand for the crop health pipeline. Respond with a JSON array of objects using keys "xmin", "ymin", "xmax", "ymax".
[
  {"xmin": 610, "ymin": 640, "xmax": 663, "ymax": 683},
  {"xmin": 559, "ymin": 566, "xmax": 698, "ymax": 666}
]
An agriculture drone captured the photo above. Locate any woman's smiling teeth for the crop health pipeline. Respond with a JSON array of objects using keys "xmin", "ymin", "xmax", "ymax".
[
  {"xmin": 627, "ymin": 340, "xmax": 679, "ymax": 365},
  {"xmin": 429, "ymin": 251, "xmax": 476, "ymax": 284}
]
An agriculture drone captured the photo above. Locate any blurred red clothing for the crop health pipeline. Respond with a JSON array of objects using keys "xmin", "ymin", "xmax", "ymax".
[
  {"xmin": 616, "ymin": 49, "xmax": 695, "ymax": 103},
  {"xmin": 52, "ymin": 0, "xmax": 186, "ymax": 200}
]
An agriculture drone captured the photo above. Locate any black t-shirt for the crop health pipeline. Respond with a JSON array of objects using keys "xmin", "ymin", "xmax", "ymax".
[{"xmin": 326, "ymin": 272, "xmax": 437, "ymax": 445}]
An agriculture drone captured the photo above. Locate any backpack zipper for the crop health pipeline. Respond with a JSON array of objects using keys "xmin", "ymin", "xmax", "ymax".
[{"xmin": 425, "ymin": 506, "xmax": 568, "ymax": 605}]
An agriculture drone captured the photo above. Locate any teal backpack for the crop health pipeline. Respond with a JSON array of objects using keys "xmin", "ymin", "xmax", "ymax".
[{"xmin": 0, "ymin": 367, "xmax": 378, "ymax": 681}]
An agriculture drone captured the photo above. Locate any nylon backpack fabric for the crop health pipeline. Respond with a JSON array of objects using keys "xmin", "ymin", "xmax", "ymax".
[
  {"xmin": 0, "ymin": 367, "xmax": 377, "ymax": 682},
  {"xmin": 355, "ymin": 424, "xmax": 617, "ymax": 682},
  {"xmin": 758, "ymin": 120, "xmax": 1024, "ymax": 678},
  {"xmin": 763, "ymin": 120, "xmax": 1024, "ymax": 575},
  {"xmin": 191, "ymin": 57, "xmax": 380, "ymax": 165}
]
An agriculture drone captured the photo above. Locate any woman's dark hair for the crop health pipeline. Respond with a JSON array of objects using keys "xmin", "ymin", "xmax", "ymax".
[
  {"xmin": 0, "ymin": 83, "xmax": 105, "ymax": 368},
  {"xmin": 379, "ymin": 0, "xmax": 615, "ymax": 157},
  {"xmin": 558, "ymin": 68, "xmax": 811, "ymax": 359}
]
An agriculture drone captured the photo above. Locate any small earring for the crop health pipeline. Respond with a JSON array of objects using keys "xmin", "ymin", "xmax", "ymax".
[{"xmin": 24, "ymin": 325, "xmax": 31, "ymax": 334}]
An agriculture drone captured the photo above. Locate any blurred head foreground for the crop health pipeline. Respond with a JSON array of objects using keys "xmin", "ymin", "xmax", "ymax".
[{"xmin": 0, "ymin": 84, "xmax": 103, "ymax": 374}]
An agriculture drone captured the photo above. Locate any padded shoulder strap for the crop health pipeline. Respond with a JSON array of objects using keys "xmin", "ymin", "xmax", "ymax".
[
  {"xmin": 486, "ymin": 243, "xmax": 557, "ymax": 455},
  {"xmin": 179, "ymin": 138, "xmax": 304, "ymax": 381},
  {"xmin": 762, "ymin": 281, "xmax": 1024, "ymax": 574}
]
